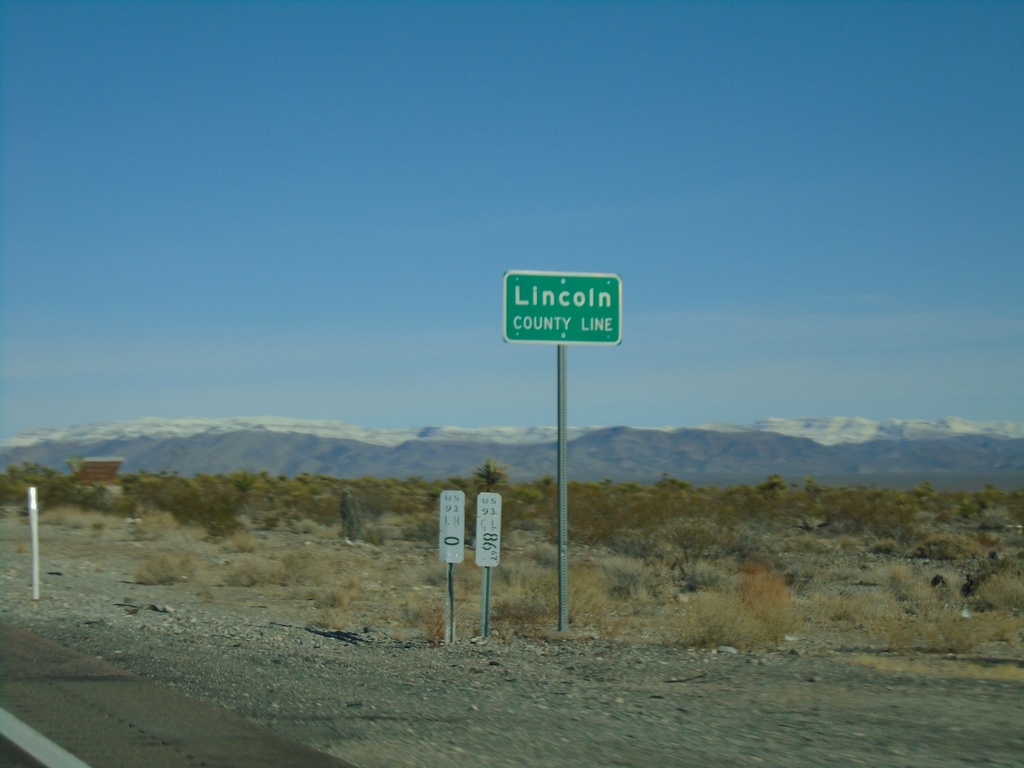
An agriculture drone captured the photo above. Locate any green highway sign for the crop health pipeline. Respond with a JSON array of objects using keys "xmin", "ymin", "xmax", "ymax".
[{"xmin": 503, "ymin": 271, "xmax": 622, "ymax": 345}]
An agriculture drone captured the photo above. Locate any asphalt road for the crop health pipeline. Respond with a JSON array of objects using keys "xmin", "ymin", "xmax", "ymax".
[{"xmin": 0, "ymin": 623, "xmax": 355, "ymax": 768}]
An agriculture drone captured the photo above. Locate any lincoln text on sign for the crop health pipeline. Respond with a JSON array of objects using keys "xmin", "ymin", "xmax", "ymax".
[{"xmin": 503, "ymin": 271, "xmax": 622, "ymax": 345}]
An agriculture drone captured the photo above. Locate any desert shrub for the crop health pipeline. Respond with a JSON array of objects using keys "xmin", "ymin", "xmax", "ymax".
[
  {"xmin": 672, "ymin": 589, "xmax": 801, "ymax": 649},
  {"xmin": 488, "ymin": 563, "xmax": 610, "ymax": 637},
  {"xmin": 134, "ymin": 552, "xmax": 195, "ymax": 585},
  {"xmin": 129, "ymin": 474, "xmax": 241, "ymax": 535},
  {"xmin": 880, "ymin": 563, "xmax": 947, "ymax": 612},
  {"xmin": 568, "ymin": 564, "xmax": 618, "ymax": 623},
  {"xmin": 361, "ymin": 522, "xmax": 387, "ymax": 545},
  {"xmin": 655, "ymin": 519, "xmax": 737, "ymax": 566},
  {"xmin": 870, "ymin": 538, "xmax": 903, "ymax": 555},
  {"xmin": 0, "ymin": 463, "xmax": 111, "ymax": 510},
  {"xmin": 913, "ymin": 532, "xmax": 986, "ymax": 561},
  {"xmin": 291, "ymin": 518, "xmax": 320, "ymax": 535},
  {"xmin": 413, "ymin": 603, "xmax": 448, "ymax": 645},
  {"xmin": 279, "ymin": 551, "xmax": 333, "ymax": 585},
  {"xmin": 313, "ymin": 607, "xmax": 358, "ymax": 631},
  {"xmin": 679, "ymin": 559, "xmax": 735, "ymax": 592},
  {"xmin": 738, "ymin": 562, "xmax": 789, "ymax": 605},
  {"xmin": 314, "ymin": 577, "xmax": 360, "ymax": 610},
  {"xmin": 132, "ymin": 510, "xmax": 183, "ymax": 540},
  {"xmin": 521, "ymin": 540, "xmax": 559, "ymax": 568},
  {"xmin": 823, "ymin": 487, "xmax": 918, "ymax": 541},
  {"xmin": 222, "ymin": 554, "xmax": 289, "ymax": 587},
  {"xmin": 809, "ymin": 590, "xmax": 899, "ymax": 630},
  {"xmin": 569, "ymin": 483, "xmax": 627, "ymax": 546},
  {"xmin": 313, "ymin": 578, "xmax": 361, "ymax": 628},
  {"xmin": 976, "ymin": 571, "xmax": 1024, "ymax": 612},
  {"xmin": 601, "ymin": 555, "xmax": 665, "ymax": 603},
  {"xmin": 224, "ymin": 529, "xmax": 261, "ymax": 552},
  {"xmin": 490, "ymin": 590, "xmax": 549, "ymax": 640},
  {"xmin": 878, "ymin": 611, "xmax": 1021, "ymax": 654},
  {"xmin": 39, "ymin": 506, "xmax": 111, "ymax": 531},
  {"xmin": 399, "ymin": 511, "xmax": 438, "ymax": 543},
  {"xmin": 669, "ymin": 562, "xmax": 800, "ymax": 649}
]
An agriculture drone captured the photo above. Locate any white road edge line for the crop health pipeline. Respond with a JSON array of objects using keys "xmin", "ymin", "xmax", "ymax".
[{"xmin": 0, "ymin": 706, "xmax": 94, "ymax": 768}]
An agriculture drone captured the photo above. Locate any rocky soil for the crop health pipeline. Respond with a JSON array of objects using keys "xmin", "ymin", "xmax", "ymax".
[{"xmin": 2, "ymin": 514, "xmax": 1023, "ymax": 768}]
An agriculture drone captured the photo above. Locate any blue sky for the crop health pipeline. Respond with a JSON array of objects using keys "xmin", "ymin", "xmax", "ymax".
[{"xmin": 2, "ymin": 1, "xmax": 1021, "ymax": 438}]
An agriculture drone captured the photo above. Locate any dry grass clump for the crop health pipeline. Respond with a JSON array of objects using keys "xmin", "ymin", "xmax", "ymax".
[
  {"xmin": 491, "ymin": 590, "xmax": 549, "ymax": 640},
  {"xmin": 39, "ymin": 506, "xmax": 111, "ymax": 532},
  {"xmin": 679, "ymin": 559, "xmax": 736, "ymax": 592},
  {"xmin": 669, "ymin": 591, "xmax": 800, "ymax": 649},
  {"xmin": 976, "ymin": 570, "xmax": 1024, "ymax": 612},
  {"xmin": 588, "ymin": 555, "xmax": 675, "ymax": 623},
  {"xmin": 224, "ymin": 529, "xmax": 261, "ymax": 552},
  {"xmin": 859, "ymin": 559, "xmax": 1024, "ymax": 653},
  {"xmin": 913, "ymin": 532, "xmax": 986, "ymax": 561},
  {"xmin": 133, "ymin": 510, "xmax": 184, "ymax": 540},
  {"xmin": 484, "ymin": 551, "xmax": 626, "ymax": 637},
  {"xmin": 668, "ymin": 562, "xmax": 801, "ymax": 649},
  {"xmin": 397, "ymin": 599, "xmax": 453, "ymax": 644},
  {"xmin": 134, "ymin": 552, "xmax": 196, "ymax": 585},
  {"xmin": 221, "ymin": 550, "xmax": 335, "ymax": 587},
  {"xmin": 520, "ymin": 540, "xmax": 559, "ymax": 568},
  {"xmin": 601, "ymin": 555, "xmax": 664, "ymax": 603},
  {"xmin": 880, "ymin": 563, "xmax": 948, "ymax": 610},
  {"xmin": 314, "ymin": 576, "xmax": 360, "ymax": 610},
  {"xmin": 661, "ymin": 519, "xmax": 737, "ymax": 565},
  {"xmin": 312, "ymin": 580, "xmax": 361, "ymax": 632},
  {"xmin": 279, "ymin": 550, "xmax": 333, "ymax": 585},
  {"xmin": 738, "ymin": 561, "xmax": 789, "ymax": 604},
  {"xmin": 569, "ymin": 564, "xmax": 619, "ymax": 624},
  {"xmin": 809, "ymin": 590, "xmax": 900, "ymax": 631},
  {"xmin": 291, "ymin": 518, "xmax": 320, "ymax": 535},
  {"xmin": 489, "ymin": 562, "xmax": 558, "ymax": 638},
  {"xmin": 398, "ymin": 512, "xmax": 436, "ymax": 543},
  {"xmin": 877, "ymin": 611, "xmax": 1021, "ymax": 654},
  {"xmin": 222, "ymin": 554, "xmax": 289, "ymax": 586}
]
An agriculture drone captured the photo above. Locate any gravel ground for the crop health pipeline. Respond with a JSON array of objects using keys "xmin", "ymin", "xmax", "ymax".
[{"xmin": 3, "ymin": 515, "xmax": 1023, "ymax": 768}]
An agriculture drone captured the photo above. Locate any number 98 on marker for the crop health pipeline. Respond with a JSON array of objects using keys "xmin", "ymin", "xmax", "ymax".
[
  {"xmin": 439, "ymin": 490, "xmax": 465, "ymax": 563},
  {"xmin": 475, "ymin": 492, "xmax": 502, "ymax": 567}
]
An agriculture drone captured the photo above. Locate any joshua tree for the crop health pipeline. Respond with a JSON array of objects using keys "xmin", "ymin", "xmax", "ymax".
[
  {"xmin": 338, "ymin": 487, "xmax": 363, "ymax": 540},
  {"xmin": 473, "ymin": 458, "xmax": 509, "ymax": 492}
]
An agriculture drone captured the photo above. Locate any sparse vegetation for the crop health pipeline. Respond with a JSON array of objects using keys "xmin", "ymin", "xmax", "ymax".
[
  {"xmin": 3, "ymin": 462, "xmax": 1023, "ymax": 651},
  {"xmin": 135, "ymin": 552, "xmax": 196, "ymax": 585}
]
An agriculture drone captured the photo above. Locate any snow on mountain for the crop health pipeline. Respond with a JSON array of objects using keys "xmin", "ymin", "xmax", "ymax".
[
  {"xmin": 743, "ymin": 417, "xmax": 1024, "ymax": 445},
  {"xmin": 0, "ymin": 416, "xmax": 598, "ymax": 450},
  {"xmin": 2, "ymin": 415, "xmax": 1022, "ymax": 451}
]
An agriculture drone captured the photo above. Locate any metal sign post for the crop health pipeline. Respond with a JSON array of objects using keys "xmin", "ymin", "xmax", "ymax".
[
  {"xmin": 557, "ymin": 346, "xmax": 569, "ymax": 631},
  {"xmin": 475, "ymin": 492, "xmax": 502, "ymax": 638},
  {"xmin": 503, "ymin": 270, "xmax": 622, "ymax": 632},
  {"xmin": 439, "ymin": 490, "xmax": 465, "ymax": 644}
]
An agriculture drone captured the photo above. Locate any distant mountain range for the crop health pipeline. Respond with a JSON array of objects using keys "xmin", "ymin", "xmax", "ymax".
[{"xmin": 2, "ymin": 416, "xmax": 1023, "ymax": 488}]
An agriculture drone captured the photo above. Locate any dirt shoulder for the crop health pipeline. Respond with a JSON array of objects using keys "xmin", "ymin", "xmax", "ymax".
[{"xmin": 2, "ymin": 515, "xmax": 1023, "ymax": 767}]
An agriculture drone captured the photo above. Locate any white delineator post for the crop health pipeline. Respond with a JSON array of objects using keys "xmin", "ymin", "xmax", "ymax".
[
  {"xmin": 28, "ymin": 487, "xmax": 40, "ymax": 601},
  {"xmin": 439, "ymin": 490, "xmax": 466, "ymax": 644}
]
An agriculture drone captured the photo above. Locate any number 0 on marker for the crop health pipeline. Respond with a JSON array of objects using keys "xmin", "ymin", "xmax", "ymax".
[{"xmin": 439, "ymin": 490, "xmax": 465, "ymax": 563}]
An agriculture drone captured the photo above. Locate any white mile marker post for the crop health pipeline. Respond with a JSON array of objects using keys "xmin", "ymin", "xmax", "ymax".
[
  {"xmin": 439, "ymin": 490, "xmax": 465, "ymax": 644},
  {"xmin": 475, "ymin": 492, "xmax": 502, "ymax": 639},
  {"xmin": 28, "ymin": 487, "xmax": 40, "ymax": 601}
]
